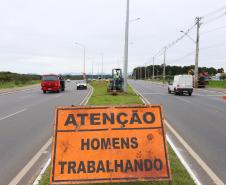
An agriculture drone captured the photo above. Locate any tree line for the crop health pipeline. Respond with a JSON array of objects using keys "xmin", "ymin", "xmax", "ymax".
[
  {"xmin": 132, "ymin": 65, "xmax": 224, "ymax": 80},
  {"xmin": 0, "ymin": 72, "xmax": 41, "ymax": 85}
]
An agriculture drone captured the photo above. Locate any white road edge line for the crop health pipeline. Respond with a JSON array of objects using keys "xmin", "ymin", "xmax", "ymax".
[
  {"xmin": 166, "ymin": 135, "xmax": 202, "ymax": 185},
  {"xmin": 0, "ymin": 108, "xmax": 27, "ymax": 121},
  {"xmin": 32, "ymin": 158, "xmax": 51, "ymax": 185},
  {"xmin": 30, "ymin": 86, "xmax": 93, "ymax": 185},
  {"xmin": 131, "ymin": 83, "xmax": 225, "ymax": 185},
  {"xmin": 8, "ymin": 138, "xmax": 52, "ymax": 185},
  {"xmin": 166, "ymin": 120, "xmax": 224, "ymax": 185}
]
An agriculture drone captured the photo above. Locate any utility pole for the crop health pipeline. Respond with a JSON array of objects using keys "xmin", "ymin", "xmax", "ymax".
[
  {"xmin": 74, "ymin": 42, "xmax": 86, "ymax": 79},
  {"xmin": 194, "ymin": 17, "xmax": 201, "ymax": 88},
  {"xmin": 83, "ymin": 47, "xmax": 86, "ymax": 78},
  {"xmin": 98, "ymin": 63, "xmax": 100, "ymax": 77},
  {"xmin": 163, "ymin": 47, "xmax": 167, "ymax": 84},
  {"xmin": 152, "ymin": 57, "xmax": 155, "ymax": 80},
  {"xmin": 123, "ymin": 0, "xmax": 130, "ymax": 92}
]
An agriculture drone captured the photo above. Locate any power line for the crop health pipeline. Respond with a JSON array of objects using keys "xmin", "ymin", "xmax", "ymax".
[
  {"xmin": 203, "ymin": 12, "xmax": 226, "ymax": 25},
  {"xmin": 201, "ymin": 41, "xmax": 226, "ymax": 50},
  {"xmin": 149, "ymin": 6, "xmax": 226, "ymax": 71},
  {"xmin": 152, "ymin": 23, "xmax": 196, "ymax": 58},
  {"xmin": 201, "ymin": 25, "xmax": 226, "ymax": 35},
  {"xmin": 164, "ymin": 41, "xmax": 226, "ymax": 64},
  {"xmin": 202, "ymin": 6, "xmax": 226, "ymax": 19},
  {"xmin": 168, "ymin": 51, "xmax": 195, "ymax": 64}
]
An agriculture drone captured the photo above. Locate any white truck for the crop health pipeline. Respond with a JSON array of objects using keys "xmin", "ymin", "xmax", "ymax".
[{"xmin": 168, "ymin": 75, "xmax": 193, "ymax": 96}]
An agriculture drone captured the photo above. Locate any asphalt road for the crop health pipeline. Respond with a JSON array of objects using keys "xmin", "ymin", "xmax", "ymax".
[
  {"xmin": 0, "ymin": 81, "xmax": 90, "ymax": 185},
  {"xmin": 129, "ymin": 80, "xmax": 226, "ymax": 185}
]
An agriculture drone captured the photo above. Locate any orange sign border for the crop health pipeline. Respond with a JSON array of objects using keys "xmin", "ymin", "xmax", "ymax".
[{"xmin": 50, "ymin": 105, "xmax": 171, "ymax": 184}]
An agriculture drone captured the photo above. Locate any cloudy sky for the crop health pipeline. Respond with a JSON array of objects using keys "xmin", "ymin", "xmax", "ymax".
[{"xmin": 0, "ymin": 0, "xmax": 225, "ymax": 75}]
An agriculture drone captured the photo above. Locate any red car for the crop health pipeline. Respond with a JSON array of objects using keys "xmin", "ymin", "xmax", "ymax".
[{"xmin": 41, "ymin": 74, "xmax": 65, "ymax": 93}]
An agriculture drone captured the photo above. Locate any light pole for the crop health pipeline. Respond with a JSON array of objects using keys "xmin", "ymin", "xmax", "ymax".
[
  {"xmin": 163, "ymin": 47, "xmax": 167, "ymax": 84},
  {"xmin": 123, "ymin": 0, "xmax": 130, "ymax": 92},
  {"xmin": 74, "ymin": 42, "xmax": 86, "ymax": 79}
]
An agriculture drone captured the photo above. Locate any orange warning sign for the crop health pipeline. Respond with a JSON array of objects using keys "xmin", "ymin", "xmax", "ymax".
[{"xmin": 50, "ymin": 105, "xmax": 171, "ymax": 184}]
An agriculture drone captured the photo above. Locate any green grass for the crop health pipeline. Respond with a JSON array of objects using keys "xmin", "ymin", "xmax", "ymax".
[
  {"xmin": 38, "ymin": 80, "xmax": 195, "ymax": 185},
  {"xmin": 88, "ymin": 81, "xmax": 141, "ymax": 105},
  {"xmin": 208, "ymin": 80, "xmax": 226, "ymax": 89},
  {"xmin": 0, "ymin": 80, "xmax": 40, "ymax": 89}
]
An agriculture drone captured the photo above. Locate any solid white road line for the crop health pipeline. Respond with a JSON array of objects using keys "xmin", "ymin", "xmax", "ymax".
[
  {"xmin": 0, "ymin": 109, "xmax": 27, "ymax": 121},
  {"xmin": 30, "ymin": 86, "xmax": 93, "ymax": 185},
  {"xmin": 132, "ymin": 84, "xmax": 225, "ymax": 185},
  {"xmin": 32, "ymin": 158, "xmax": 51, "ymax": 185},
  {"xmin": 79, "ymin": 85, "xmax": 93, "ymax": 105},
  {"xmin": 166, "ymin": 121, "xmax": 225, "ymax": 185},
  {"xmin": 31, "ymin": 86, "xmax": 94, "ymax": 185},
  {"xmin": 8, "ymin": 138, "xmax": 52, "ymax": 185},
  {"xmin": 166, "ymin": 135, "xmax": 202, "ymax": 185}
]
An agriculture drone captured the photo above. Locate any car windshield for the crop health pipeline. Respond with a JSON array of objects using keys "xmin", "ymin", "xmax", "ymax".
[{"xmin": 42, "ymin": 75, "xmax": 58, "ymax": 81}]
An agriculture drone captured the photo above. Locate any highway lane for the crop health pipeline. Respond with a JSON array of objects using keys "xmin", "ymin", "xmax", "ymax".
[
  {"xmin": 129, "ymin": 80, "xmax": 226, "ymax": 184},
  {"xmin": 0, "ymin": 81, "xmax": 91, "ymax": 185}
]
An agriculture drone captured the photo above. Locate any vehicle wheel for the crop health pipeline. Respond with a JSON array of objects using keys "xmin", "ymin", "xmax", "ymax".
[
  {"xmin": 62, "ymin": 88, "xmax": 65, "ymax": 91},
  {"xmin": 174, "ymin": 89, "xmax": 178, "ymax": 95},
  {"xmin": 188, "ymin": 92, "xmax": 192, "ymax": 96},
  {"xmin": 56, "ymin": 90, "xmax": 60, "ymax": 93},
  {"xmin": 43, "ymin": 90, "xmax": 46, "ymax": 94},
  {"xmin": 168, "ymin": 88, "xmax": 171, "ymax": 94}
]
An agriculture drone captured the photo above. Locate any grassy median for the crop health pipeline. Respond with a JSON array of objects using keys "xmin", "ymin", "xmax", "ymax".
[{"xmin": 39, "ymin": 80, "xmax": 195, "ymax": 185}]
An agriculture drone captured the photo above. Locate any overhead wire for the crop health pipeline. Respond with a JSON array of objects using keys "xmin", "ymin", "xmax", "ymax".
[
  {"xmin": 201, "ymin": 25, "xmax": 226, "ymax": 35},
  {"xmin": 164, "ymin": 41, "xmax": 226, "ymax": 64},
  {"xmin": 201, "ymin": 6, "xmax": 226, "ymax": 19},
  {"xmin": 153, "ymin": 23, "xmax": 196, "ymax": 58},
  {"xmin": 150, "ymin": 6, "xmax": 226, "ymax": 66},
  {"xmin": 202, "ymin": 12, "xmax": 226, "ymax": 25}
]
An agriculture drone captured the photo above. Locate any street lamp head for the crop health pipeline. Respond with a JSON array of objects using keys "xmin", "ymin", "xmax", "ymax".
[{"xmin": 180, "ymin": 30, "xmax": 184, "ymax": 33}]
